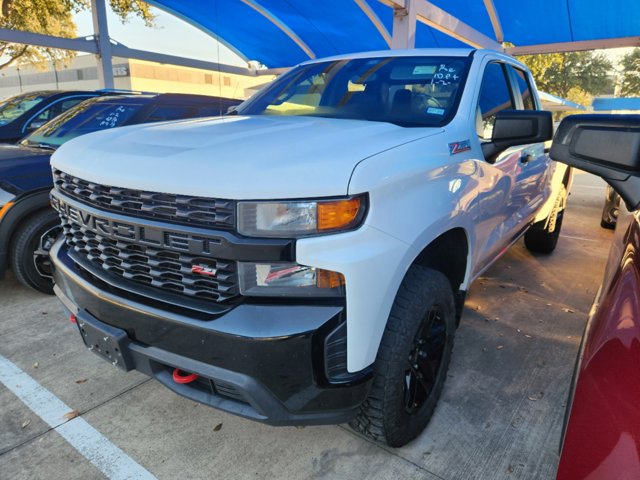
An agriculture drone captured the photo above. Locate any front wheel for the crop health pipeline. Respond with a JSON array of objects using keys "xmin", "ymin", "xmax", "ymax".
[
  {"xmin": 525, "ymin": 184, "xmax": 567, "ymax": 254},
  {"xmin": 10, "ymin": 209, "xmax": 61, "ymax": 294},
  {"xmin": 350, "ymin": 266, "xmax": 456, "ymax": 447}
]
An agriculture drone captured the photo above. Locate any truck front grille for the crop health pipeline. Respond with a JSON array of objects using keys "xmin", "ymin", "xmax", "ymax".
[
  {"xmin": 53, "ymin": 169, "xmax": 236, "ymax": 230},
  {"xmin": 61, "ymin": 218, "xmax": 239, "ymax": 303}
]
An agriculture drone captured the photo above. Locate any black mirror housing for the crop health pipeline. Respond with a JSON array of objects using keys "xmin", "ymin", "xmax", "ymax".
[
  {"xmin": 550, "ymin": 114, "xmax": 640, "ymax": 210},
  {"xmin": 482, "ymin": 110, "xmax": 553, "ymax": 162}
]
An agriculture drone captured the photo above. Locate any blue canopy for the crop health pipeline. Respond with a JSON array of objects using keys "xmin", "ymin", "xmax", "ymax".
[
  {"xmin": 146, "ymin": 0, "xmax": 640, "ymax": 68},
  {"xmin": 592, "ymin": 97, "xmax": 640, "ymax": 111}
]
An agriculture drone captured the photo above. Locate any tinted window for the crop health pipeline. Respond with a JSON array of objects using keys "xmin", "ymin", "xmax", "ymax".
[
  {"xmin": 477, "ymin": 63, "xmax": 514, "ymax": 140},
  {"xmin": 0, "ymin": 93, "xmax": 47, "ymax": 126},
  {"xmin": 22, "ymin": 101, "xmax": 143, "ymax": 148},
  {"xmin": 145, "ymin": 105, "xmax": 196, "ymax": 122},
  {"xmin": 60, "ymin": 97, "xmax": 90, "ymax": 113},
  {"xmin": 26, "ymin": 97, "xmax": 91, "ymax": 131},
  {"xmin": 238, "ymin": 56, "xmax": 471, "ymax": 127},
  {"xmin": 512, "ymin": 67, "xmax": 536, "ymax": 110}
]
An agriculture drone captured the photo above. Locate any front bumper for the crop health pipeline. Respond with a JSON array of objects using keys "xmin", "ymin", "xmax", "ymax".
[{"xmin": 51, "ymin": 238, "xmax": 372, "ymax": 425}]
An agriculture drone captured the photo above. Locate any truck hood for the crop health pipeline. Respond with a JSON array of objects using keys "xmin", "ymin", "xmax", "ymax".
[
  {"xmin": 0, "ymin": 144, "xmax": 53, "ymax": 193},
  {"xmin": 51, "ymin": 115, "xmax": 442, "ymax": 199}
]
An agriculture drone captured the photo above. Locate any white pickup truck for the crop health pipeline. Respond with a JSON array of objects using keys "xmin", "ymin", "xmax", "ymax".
[{"xmin": 50, "ymin": 48, "xmax": 570, "ymax": 447}]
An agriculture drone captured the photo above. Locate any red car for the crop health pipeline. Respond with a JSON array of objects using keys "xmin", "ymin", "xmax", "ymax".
[{"xmin": 550, "ymin": 114, "xmax": 640, "ymax": 479}]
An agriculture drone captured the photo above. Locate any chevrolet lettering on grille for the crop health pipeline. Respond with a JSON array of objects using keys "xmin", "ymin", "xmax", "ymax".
[{"xmin": 51, "ymin": 194, "xmax": 222, "ymax": 256}]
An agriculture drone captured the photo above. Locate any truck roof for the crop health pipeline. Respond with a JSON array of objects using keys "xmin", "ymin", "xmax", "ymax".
[
  {"xmin": 297, "ymin": 48, "xmax": 527, "ymax": 69},
  {"xmin": 299, "ymin": 48, "xmax": 476, "ymax": 66}
]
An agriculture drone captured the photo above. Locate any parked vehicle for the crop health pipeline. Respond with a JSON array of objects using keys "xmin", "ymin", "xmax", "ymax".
[
  {"xmin": 600, "ymin": 184, "xmax": 620, "ymax": 229},
  {"xmin": 0, "ymin": 93, "xmax": 241, "ymax": 293},
  {"xmin": 0, "ymin": 90, "xmax": 105, "ymax": 143},
  {"xmin": 49, "ymin": 49, "xmax": 571, "ymax": 447},
  {"xmin": 550, "ymin": 114, "xmax": 640, "ymax": 479}
]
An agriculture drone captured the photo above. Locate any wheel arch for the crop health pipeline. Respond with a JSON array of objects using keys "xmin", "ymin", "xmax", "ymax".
[
  {"xmin": 409, "ymin": 227, "xmax": 470, "ymax": 322},
  {"xmin": 0, "ymin": 188, "xmax": 52, "ymax": 279}
]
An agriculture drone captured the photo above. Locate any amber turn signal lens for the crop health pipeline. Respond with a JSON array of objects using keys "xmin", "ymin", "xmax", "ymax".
[
  {"xmin": 0, "ymin": 202, "xmax": 14, "ymax": 220},
  {"xmin": 317, "ymin": 198, "xmax": 362, "ymax": 232},
  {"xmin": 317, "ymin": 269, "xmax": 345, "ymax": 289}
]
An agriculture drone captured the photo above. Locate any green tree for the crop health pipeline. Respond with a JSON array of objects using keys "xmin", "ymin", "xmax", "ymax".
[
  {"xmin": 0, "ymin": 0, "xmax": 154, "ymax": 70},
  {"xmin": 620, "ymin": 48, "xmax": 640, "ymax": 97},
  {"xmin": 518, "ymin": 51, "xmax": 614, "ymax": 98}
]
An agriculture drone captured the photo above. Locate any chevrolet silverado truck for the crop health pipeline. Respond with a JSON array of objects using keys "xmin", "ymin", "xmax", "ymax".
[{"xmin": 49, "ymin": 49, "xmax": 571, "ymax": 447}]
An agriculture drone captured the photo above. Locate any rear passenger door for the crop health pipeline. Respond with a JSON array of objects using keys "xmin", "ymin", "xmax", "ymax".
[
  {"xmin": 474, "ymin": 62, "xmax": 532, "ymax": 266},
  {"xmin": 506, "ymin": 65, "xmax": 550, "ymax": 220}
]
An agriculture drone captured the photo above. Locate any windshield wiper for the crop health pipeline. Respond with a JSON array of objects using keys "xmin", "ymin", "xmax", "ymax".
[{"xmin": 25, "ymin": 142, "xmax": 56, "ymax": 151}]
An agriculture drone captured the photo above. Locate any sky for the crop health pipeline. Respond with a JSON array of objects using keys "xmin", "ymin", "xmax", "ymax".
[{"xmin": 73, "ymin": 4, "xmax": 246, "ymax": 68}]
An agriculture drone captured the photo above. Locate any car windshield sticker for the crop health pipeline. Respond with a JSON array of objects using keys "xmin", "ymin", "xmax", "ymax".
[
  {"xmin": 427, "ymin": 107, "xmax": 445, "ymax": 115},
  {"xmin": 431, "ymin": 64, "xmax": 462, "ymax": 86},
  {"xmin": 449, "ymin": 140, "xmax": 471, "ymax": 155},
  {"xmin": 412, "ymin": 65, "xmax": 437, "ymax": 75}
]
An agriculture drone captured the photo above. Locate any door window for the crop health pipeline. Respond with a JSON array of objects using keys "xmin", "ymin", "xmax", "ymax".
[
  {"xmin": 476, "ymin": 63, "xmax": 514, "ymax": 141},
  {"xmin": 511, "ymin": 67, "xmax": 536, "ymax": 110}
]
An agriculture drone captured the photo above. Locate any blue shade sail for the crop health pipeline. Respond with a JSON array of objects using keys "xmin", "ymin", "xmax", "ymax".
[{"xmin": 147, "ymin": 0, "xmax": 640, "ymax": 67}]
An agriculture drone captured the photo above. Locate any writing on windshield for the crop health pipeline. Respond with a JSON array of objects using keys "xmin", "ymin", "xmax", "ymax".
[{"xmin": 23, "ymin": 101, "xmax": 142, "ymax": 148}]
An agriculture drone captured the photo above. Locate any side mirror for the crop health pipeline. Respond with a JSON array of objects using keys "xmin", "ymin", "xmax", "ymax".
[
  {"xmin": 226, "ymin": 105, "xmax": 238, "ymax": 115},
  {"xmin": 482, "ymin": 110, "xmax": 553, "ymax": 163},
  {"xmin": 550, "ymin": 114, "xmax": 640, "ymax": 210}
]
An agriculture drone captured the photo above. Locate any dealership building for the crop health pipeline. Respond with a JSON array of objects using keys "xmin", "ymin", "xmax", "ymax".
[{"xmin": 0, "ymin": 54, "xmax": 273, "ymax": 100}]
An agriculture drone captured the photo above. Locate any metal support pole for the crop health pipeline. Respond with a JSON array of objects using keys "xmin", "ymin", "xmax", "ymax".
[
  {"xmin": 391, "ymin": 0, "xmax": 417, "ymax": 49},
  {"xmin": 91, "ymin": 0, "xmax": 114, "ymax": 89}
]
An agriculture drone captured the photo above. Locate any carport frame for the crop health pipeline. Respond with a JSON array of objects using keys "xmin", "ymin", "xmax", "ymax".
[{"xmin": 0, "ymin": 0, "xmax": 640, "ymax": 87}]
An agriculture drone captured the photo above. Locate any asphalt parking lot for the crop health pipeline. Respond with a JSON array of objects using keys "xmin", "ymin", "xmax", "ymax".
[{"xmin": 0, "ymin": 171, "xmax": 613, "ymax": 480}]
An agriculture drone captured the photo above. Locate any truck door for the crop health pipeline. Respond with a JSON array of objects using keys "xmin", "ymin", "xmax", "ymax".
[
  {"xmin": 506, "ymin": 65, "xmax": 551, "ymax": 220},
  {"xmin": 473, "ymin": 61, "xmax": 545, "ymax": 273}
]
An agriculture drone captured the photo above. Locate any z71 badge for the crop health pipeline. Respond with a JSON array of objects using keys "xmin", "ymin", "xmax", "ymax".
[{"xmin": 449, "ymin": 140, "xmax": 471, "ymax": 155}]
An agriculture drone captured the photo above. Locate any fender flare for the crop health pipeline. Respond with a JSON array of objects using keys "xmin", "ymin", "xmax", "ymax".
[{"xmin": 0, "ymin": 188, "xmax": 53, "ymax": 279}]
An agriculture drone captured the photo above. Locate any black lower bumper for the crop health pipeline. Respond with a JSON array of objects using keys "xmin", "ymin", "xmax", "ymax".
[{"xmin": 51, "ymin": 239, "xmax": 372, "ymax": 425}]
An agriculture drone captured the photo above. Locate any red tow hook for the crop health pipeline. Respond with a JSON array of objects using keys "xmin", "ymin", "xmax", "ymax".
[{"xmin": 172, "ymin": 368, "xmax": 199, "ymax": 384}]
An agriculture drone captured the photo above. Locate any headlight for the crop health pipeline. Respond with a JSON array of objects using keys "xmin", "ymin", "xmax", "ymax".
[
  {"xmin": 237, "ymin": 195, "xmax": 366, "ymax": 237},
  {"xmin": 239, "ymin": 262, "xmax": 345, "ymax": 297}
]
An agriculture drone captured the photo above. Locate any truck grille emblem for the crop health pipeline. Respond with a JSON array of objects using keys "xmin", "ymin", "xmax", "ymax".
[{"xmin": 191, "ymin": 264, "xmax": 217, "ymax": 277}]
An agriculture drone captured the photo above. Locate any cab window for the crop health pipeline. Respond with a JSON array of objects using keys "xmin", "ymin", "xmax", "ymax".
[
  {"xmin": 511, "ymin": 67, "xmax": 536, "ymax": 110},
  {"xmin": 476, "ymin": 63, "xmax": 515, "ymax": 141}
]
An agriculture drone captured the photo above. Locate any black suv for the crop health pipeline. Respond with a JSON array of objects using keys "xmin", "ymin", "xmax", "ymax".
[
  {"xmin": 0, "ymin": 93, "xmax": 241, "ymax": 293},
  {"xmin": 0, "ymin": 90, "xmax": 106, "ymax": 143}
]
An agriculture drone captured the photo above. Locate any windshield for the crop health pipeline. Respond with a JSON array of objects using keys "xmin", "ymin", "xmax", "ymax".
[
  {"xmin": 0, "ymin": 93, "xmax": 48, "ymax": 126},
  {"xmin": 237, "ymin": 56, "xmax": 471, "ymax": 127},
  {"xmin": 22, "ymin": 100, "xmax": 143, "ymax": 148}
]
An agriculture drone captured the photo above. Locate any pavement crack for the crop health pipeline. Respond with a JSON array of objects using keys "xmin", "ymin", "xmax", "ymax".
[{"xmin": 337, "ymin": 424, "xmax": 447, "ymax": 480}]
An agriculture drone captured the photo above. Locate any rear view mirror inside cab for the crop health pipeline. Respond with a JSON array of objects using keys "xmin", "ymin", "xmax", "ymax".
[{"xmin": 550, "ymin": 114, "xmax": 640, "ymax": 210}]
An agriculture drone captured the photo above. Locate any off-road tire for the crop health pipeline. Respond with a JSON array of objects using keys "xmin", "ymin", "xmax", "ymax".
[
  {"xmin": 10, "ymin": 209, "xmax": 60, "ymax": 294},
  {"xmin": 350, "ymin": 266, "xmax": 456, "ymax": 447},
  {"xmin": 524, "ymin": 185, "xmax": 566, "ymax": 254}
]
